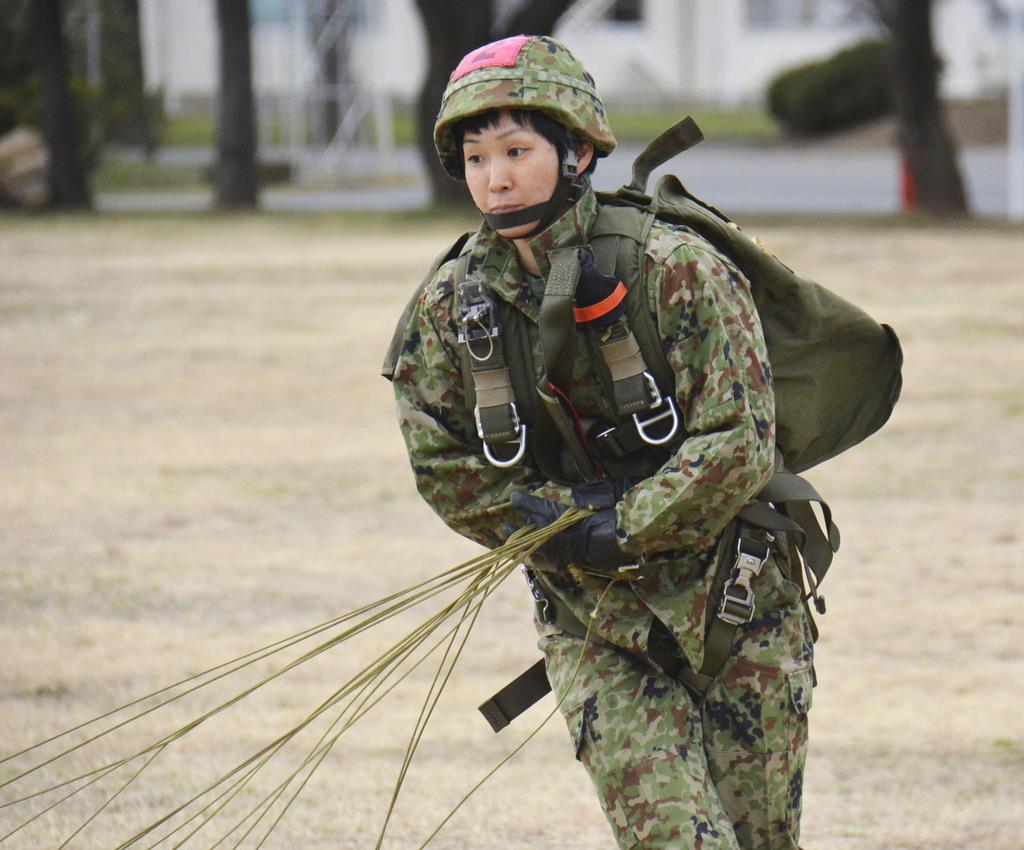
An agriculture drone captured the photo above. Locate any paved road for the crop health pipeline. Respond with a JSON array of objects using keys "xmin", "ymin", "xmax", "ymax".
[{"xmin": 98, "ymin": 143, "xmax": 1017, "ymax": 218}]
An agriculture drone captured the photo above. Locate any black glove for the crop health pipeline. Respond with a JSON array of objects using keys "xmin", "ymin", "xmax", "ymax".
[
  {"xmin": 511, "ymin": 483, "xmax": 634, "ymax": 573},
  {"xmin": 575, "ymin": 247, "xmax": 627, "ymax": 329}
]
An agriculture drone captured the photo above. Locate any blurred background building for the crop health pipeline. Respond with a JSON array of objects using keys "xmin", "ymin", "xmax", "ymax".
[
  {"xmin": 5, "ymin": 0, "xmax": 1021, "ymax": 217},
  {"xmin": 140, "ymin": 0, "xmax": 1014, "ymax": 118}
]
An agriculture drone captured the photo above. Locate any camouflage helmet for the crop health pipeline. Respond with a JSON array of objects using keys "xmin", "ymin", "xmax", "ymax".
[{"xmin": 434, "ymin": 35, "xmax": 617, "ymax": 179}]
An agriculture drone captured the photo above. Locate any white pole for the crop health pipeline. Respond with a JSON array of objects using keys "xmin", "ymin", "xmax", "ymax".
[
  {"xmin": 369, "ymin": 0, "xmax": 393, "ymax": 168},
  {"xmin": 1010, "ymin": 3, "xmax": 1024, "ymax": 222},
  {"xmin": 286, "ymin": 0, "xmax": 302, "ymax": 170}
]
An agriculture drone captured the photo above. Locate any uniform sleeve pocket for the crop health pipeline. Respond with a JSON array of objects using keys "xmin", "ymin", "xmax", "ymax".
[{"xmin": 787, "ymin": 665, "xmax": 814, "ymax": 715}]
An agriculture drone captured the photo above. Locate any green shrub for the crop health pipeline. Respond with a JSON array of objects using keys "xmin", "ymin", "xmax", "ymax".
[{"xmin": 767, "ymin": 39, "xmax": 891, "ymax": 136}]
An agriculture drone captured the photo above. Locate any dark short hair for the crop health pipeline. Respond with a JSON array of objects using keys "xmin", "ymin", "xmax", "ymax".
[{"xmin": 452, "ymin": 108, "xmax": 598, "ymax": 178}]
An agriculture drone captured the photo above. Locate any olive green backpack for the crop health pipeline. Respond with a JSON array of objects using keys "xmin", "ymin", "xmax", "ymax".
[{"xmin": 590, "ymin": 117, "xmax": 902, "ymax": 474}]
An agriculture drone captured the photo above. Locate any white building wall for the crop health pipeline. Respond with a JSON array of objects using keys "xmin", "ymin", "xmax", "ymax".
[
  {"xmin": 350, "ymin": 0, "xmax": 425, "ymax": 105},
  {"xmin": 556, "ymin": 1, "xmax": 688, "ymax": 104},
  {"xmin": 140, "ymin": 0, "xmax": 217, "ymax": 111},
  {"xmin": 934, "ymin": 0, "xmax": 1008, "ymax": 98},
  {"xmin": 694, "ymin": 0, "xmax": 876, "ymax": 106},
  {"xmin": 139, "ymin": 0, "xmax": 1014, "ymax": 116}
]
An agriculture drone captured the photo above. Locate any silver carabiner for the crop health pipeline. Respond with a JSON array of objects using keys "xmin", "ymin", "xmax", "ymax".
[{"xmin": 632, "ymin": 372, "xmax": 679, "ymax": 446}]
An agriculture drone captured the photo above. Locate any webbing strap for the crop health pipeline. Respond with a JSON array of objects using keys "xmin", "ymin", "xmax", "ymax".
[
  {"xmin": 479, "ymin": 526, "xmax": 765, "ymax": 733},
  {"xmin": 473, "ymin": 365, "xmax": 515, "ymax": 408},
  {"xmin": 457, "ymin": 271, "xmax": 524, "ymax": 450},
  {"xmin": 538, "ymin": 248, "xmax": 582, "ymax": 392},
  {"xmin": 627, "ymin": 116, "xmax": 705, "ymax": 195},
  {"xmin": 597, "ymin": 327, "xmax": 651, "ymax": 415},
  {"xmin": 474, "ymin": 365, "xmax": 518, "ymax": 441},
  {"xmin": 478, "ymin": 659, "xmax": 549, "ymax": 733},
  {"xmin": 593, "ymin": 213, "xmax": 677, "ymax": 399},
  {"xmin": 756, "ymin": 471, "xmax": 840, "ymax": 584}
]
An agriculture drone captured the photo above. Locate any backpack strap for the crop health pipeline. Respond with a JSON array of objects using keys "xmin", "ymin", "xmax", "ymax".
[
  {"xmin": 587, "ymin": 204, "xmax": 682, "ymax": 455},
  {"xmin": 625, "ymin": 115, "xmax": 705, "ymax": 197},
  {"xmin": 534, "ymin": 248, "xmax": 604, "ymax": 481},
  {"xmin": 754, "ymin": 470, "xmax": 840, "ymax": 612}
]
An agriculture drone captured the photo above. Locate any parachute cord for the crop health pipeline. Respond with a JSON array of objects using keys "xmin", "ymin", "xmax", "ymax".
[
  {"xmin": 0, "ymin": 510, "xmax": 591, "ymax": 848},
  {"xmin": 57, "ymin": 745, "xmax": 168, "ymax": 850},
  {"xmin": 0, "ymin": 552, "xmax": 498, "ymax": 774},
  {"xmin": 416, "ymin": 575, "xmax": 620, "ymax": 849},
  {"xmin": 374, "ymin": 566, "xmax": 503, "ymax": 849},
  {"xmin": 1, "ymin": 553, "xmax": 501, "ymax": 812}
]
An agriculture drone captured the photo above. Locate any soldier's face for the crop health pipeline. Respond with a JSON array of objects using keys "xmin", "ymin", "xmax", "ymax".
[{"xmin": 461, "ymin": 112, "xmax": 561, "ymax": 238}]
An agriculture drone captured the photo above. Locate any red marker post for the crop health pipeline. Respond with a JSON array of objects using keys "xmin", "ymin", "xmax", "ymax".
[{"xmin": 900, "ymin": 147, "xmax": 917, "ymax": 213}]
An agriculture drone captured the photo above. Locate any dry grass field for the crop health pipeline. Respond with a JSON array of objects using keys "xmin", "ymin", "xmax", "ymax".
[{"xmin": 0, "ymin": 210, "xmax": 1022, "ymax": 849}]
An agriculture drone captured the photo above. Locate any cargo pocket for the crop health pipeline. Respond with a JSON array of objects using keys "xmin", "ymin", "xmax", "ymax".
[
  {"xmin": 564, "ymin": 702, "xmax": 638, "ymax": 849},
  {"xmin": 787, "ymin": 665, "xmax": 813, "ymax": 716},
  {"xmin": 784, "ymin": 664, "xmax": 813, "ymax": 842}
]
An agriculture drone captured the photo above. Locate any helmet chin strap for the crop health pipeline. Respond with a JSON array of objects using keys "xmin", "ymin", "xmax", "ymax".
[{"xmin": 483, "ymin": 150, "xmax": 583, "ymax": 237}]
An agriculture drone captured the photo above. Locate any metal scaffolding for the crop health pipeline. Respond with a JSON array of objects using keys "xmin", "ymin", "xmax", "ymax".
[{"xmin": 265, "ymin": 0, "xmax": 392, "ymax": 177}]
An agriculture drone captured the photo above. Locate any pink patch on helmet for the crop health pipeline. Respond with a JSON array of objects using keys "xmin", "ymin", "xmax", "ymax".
[{"xmin": 451, "ymin": 35, "xmax": 531, "ymax": 82}]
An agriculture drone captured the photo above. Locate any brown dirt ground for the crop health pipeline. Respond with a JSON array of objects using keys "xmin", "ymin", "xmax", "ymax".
[{"xmin": 0, "ymin": 212, "xmax": 1022, "ymax": 848}]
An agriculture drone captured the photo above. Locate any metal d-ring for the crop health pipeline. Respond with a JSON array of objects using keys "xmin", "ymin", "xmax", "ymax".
[
  {"xmin": 483, "ymin": 423, "xmax": 527, "ymax": 468},
  {"xmin": 633, "ymin": 372, "xmax": 679, "ymax": 446}
]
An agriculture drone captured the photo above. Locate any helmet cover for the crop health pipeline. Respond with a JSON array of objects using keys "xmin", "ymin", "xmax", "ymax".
[{"xmin": 434, "ymin": 35, "xmax": 616, "ymax": 179}]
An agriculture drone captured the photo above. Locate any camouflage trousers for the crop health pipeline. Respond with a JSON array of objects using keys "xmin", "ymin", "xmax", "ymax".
[{"xmin": 539, "ymin": 556, "xmax": 814, "ymax": 850}]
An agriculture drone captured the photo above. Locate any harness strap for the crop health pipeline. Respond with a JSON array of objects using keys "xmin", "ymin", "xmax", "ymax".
[
  {"xmin": 758, "ymin": 471, "xmax": 840, "ymax": 582},
  {"xmin": 479, "ymin": 524, "xmax": 774, "ymax": 732},
  {"xmin": 478, "ymin": 659, "xmax": 549, "ymax": 733},
  {"xmin": 595, "ymin": 326, "xmax": 652, "ymax": 415},
  {"xmin": 473, "ymin": 364, "xmax": 515, "ymax": 410},
  {"xmin": 473, "ymin": 365, "xmax": 519, "ymax": 441},
  {"xmin": 538, "ymin": 247, "xmax": 583, "ymax": 392},
  {"xmin": 457, "ymin": 275, "xmax": 528, "ymax": 465}
]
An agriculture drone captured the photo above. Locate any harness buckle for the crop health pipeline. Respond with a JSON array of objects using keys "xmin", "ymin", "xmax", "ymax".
[
  {"xmin": 476, "ymin": 403, "xmax": 527, "ymax": 468},
  {"xmin": 717, "ymin": 582, "xmax": 756, "ymax": 626},
  {"xmin": 458, "ymin": 279, "xmax": 499, "ymax": 363},
  {"xmin": 717, "ymin": 538, "xmax": 769, "ymax": 626},
  {"xmin": 632, "ymin": 372, "xmax": 680, "ymax": 446}
]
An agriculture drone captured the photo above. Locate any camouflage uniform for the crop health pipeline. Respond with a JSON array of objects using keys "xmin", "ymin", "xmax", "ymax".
[{"xmin": 391, "ymin": 35, "xmax": 814, "ymax": 850}]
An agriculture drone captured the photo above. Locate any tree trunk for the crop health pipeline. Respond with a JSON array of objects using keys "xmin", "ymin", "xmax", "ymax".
[
  {"xmin": 413, "ymin": 0, "xmax": 579, "ymax": 205},
  {"xmin": 504, "ymin": 0, "xmax": 577, "ymax": 37},
  {"xmin": 413, "ymin": 0, "xmax": 492, "ymax": 204},
  {"xmin": 214, "ymin": 0, "xmax": 259, "ymax": 210},
  {"xmin": 32, "ymin": 0, "xmax": 92, "ymax": 209},
  {"xmin": 105, "ymin": 0, "xmax": 158, "ymax": 152},
  {"xmin": 884, "ymin": 0, "xmax": 968, "ymax": 216}
]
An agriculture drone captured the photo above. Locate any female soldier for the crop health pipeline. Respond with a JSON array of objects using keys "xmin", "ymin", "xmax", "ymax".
[{"xmin": 387, "ymin": 35, "xmax": 814, "ymax": 850}]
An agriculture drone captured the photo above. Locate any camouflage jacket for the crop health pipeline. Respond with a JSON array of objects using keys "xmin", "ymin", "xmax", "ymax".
[{"xmin": 391, "ymin": 187, "xmax": 776, "ymax": 670}]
